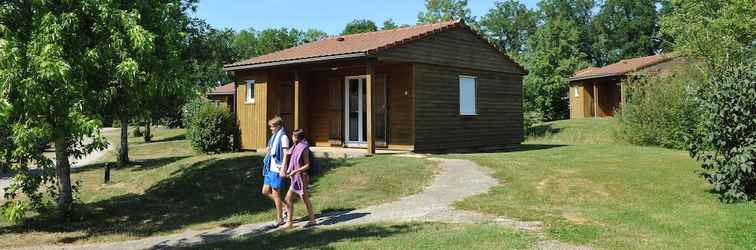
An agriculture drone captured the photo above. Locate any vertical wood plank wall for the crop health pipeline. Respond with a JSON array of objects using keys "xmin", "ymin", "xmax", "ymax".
[
  {"xmin": 235, "ymin": 71, "xmax": 269, "ymax": 151},
  {"xmin": 413, "ymin": 63, "xmax": 523, "ymax": 152}
]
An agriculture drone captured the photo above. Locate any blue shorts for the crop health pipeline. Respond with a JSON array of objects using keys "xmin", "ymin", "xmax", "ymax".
[{"xmin": 263, "ymin": 171, "xmax": 284, "ymax": 189}]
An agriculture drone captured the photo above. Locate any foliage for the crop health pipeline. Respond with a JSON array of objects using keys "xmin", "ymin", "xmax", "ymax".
[
  {"xmin": 132, "ymin": 127, "xmax": 143, "ymax": 138},
  {"xmin": 617, "ymin": 65, "xmax": 703, "ymax": 149},
  {"xmin": 523, "ymin": 111, "xmax": 543, "ymax": 135},
  {"xmin": 523, "ymin": 17, "xmax": 588, "ymax": 120},
  {"xmin": 382, "ymin": 19, "xmax": 400, "ymax": 30},
  {"xmin": 591, "ymin": 0, "xmax": 658, "ymax": 66},
  {"xmin": 417, "ymin": 0, "xmax": 475, "ymax": 24},
  {"xmin": 687, "ymin": 60, "xmax": 756, "ymax": 202},
  {"xmin": 0, "ymin": 200, "xmax": 25, "ymax": 224},
  {"xmin": 660, "ymin": 0, "xmax": 756, "ymax": 63},
  {"xmin": 303, "ymin": 29, "xmax": 329, "ymax": 43},
  {"xmin": 185, "ymin": 100, "xmax": 234, "ymax": 153},
  {"xmin": 181, "ymin": 98, "xmax": 209, "ymax": 128},
  {"xmin": 341, "ymin": 19, "xmax": 378, "ymax": 35},
  {"xmin": 479, "ymin": 0, "xmax": 538, "ymax": 55},
  {"xmin": 256, "ymin": 28, "xmax": 305, "ymax": 55}
]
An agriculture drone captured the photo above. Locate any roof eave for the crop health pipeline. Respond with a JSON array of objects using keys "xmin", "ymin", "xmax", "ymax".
[
  {"xmin": 223, "ymin": 52, "xmax": 368, "ymax": 71},
  {"xmin": 569, "ymin": 73, "xmax": 624, "ymax": 82}
]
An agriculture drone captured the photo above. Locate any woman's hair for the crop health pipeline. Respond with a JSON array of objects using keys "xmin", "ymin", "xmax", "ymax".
[
  {"xmin": 268, "ymin": 116, "xmax": 283, "ymax": 127},
  {"xmin": 292, "ymin": 128, "xmax": 305, "ymax": 140}
]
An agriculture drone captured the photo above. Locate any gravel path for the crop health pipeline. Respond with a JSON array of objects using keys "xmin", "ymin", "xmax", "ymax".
[{"xmin": 8, "ymin": 155, "xmax": 589, "ymax": 250}]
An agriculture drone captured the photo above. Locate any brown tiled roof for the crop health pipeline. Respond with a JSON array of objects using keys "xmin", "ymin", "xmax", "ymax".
[
  {"xmin": 208, "ymin": 82, "xmax": 235, "ymax": 96},
  {"xmin": 224, "ymin": 20, "xmax": 525, "ymax": 73},
  {"xmin": 570, "ymin": 54, "xmax": 673, "ymax": 81}
]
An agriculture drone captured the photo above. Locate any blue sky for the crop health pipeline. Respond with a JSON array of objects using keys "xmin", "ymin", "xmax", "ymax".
[{"xmin": 194, "ymin": 0, "xmax": 539, "ymax": 35}]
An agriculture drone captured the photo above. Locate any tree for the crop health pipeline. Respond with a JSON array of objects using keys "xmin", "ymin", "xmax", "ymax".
[
  {"xmin": 480, "ymin": 0, "xmax": 538, "ymax": 56},
  {"xmin": 341, "ymin": 19, "xmax": 378, "ymax": 35},
  {"xmin": 256, "ymin": 28, "xmax": 304, "ymax": 55},
  {"xmin": 303, "ymin": 28, "xmax": 329, "ymax": 43},
  {"xmin": 522, "ymin": 0, "xmax": 592, "ymax": 120},
  {"xmin": 417, "ymin": 0, "xmax": 475, "ymax": 24},
  {"xmin": 233, "ymin": 28, "xmax": 258, "ymax": 59},
  {"xmin": 688, "ymin": 60, "xmax": 756, "ymax": 203},
  {"xmin": 382, "ymin": 19, "xmax": 400, "ymax": 30},
  {"xmin": 660, "ymin": 0, "xmax": 756, "ymax": 63},
  {"xmin": 0, "ymin": 1, "xmax": 123, "ymax": 211},
  {"xmin": 592, "ymin": 0, "xmax": 658, "ymax": 65},
  {"xmin": 538, "ymin": 0, "xmax": 596, "ymax": 63}
]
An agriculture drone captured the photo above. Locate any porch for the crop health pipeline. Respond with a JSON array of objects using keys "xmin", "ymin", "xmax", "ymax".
[{"xmin": 233, "ymin": 59, "xmax": 415, "ymax": 154}]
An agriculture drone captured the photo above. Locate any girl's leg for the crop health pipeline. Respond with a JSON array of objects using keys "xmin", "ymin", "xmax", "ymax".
[
  {"xmin": 283, "ymin": 188, "xmax": 295, "ymax": 228},
  {"xmin": 261, "ymin": 185, "xmax": 272, "ymax": 200},
  {"xmin": 301, "ymin": 175, "xmax": 316, "ymax": 224}
]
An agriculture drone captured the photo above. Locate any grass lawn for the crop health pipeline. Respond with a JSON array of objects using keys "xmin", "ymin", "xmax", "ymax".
[
  {"xmin": 189, "ymin": 223, "xmax": 534, "ymax": 250},
  {"xmin": 0, "ymin": 127, "xmax": 436, "ymax": 248},
  {"xmin": 453, "ymin": 119, "xmax": 756, "ymax": 249}
]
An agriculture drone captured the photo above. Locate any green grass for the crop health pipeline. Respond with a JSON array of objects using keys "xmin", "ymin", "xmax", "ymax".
[
  {"xmin": 453, "ymin": 119, "xmax": 756, "ymax": 249},
  {"xmin": 189, "ymin": 223, "xmax": 535, "ymax": 250},
  {"xmin": 526, "ymin": 118, "xmax": 624, "ymax": 145},
  {"xmin": 0, "ymin": 128, "xmax": 436, "ymax": 248}
]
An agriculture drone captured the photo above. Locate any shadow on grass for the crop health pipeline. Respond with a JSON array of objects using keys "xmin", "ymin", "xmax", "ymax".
[
  {"xmin": 183, "ymin": 223, "xmax": 422, "ymax": 250},
  {"xmin": 526, "ymin": 123, "xmax": 563, "ymax": 139},
  {"xmin": 151, "ymin": 134, "xmax": 186, "ymax": 143},
  {"xmin": 0, "ymin": 153, "xmax": 362, "ymax": 244}
]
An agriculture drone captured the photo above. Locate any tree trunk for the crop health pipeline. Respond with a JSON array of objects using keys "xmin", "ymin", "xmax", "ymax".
[
  {"xmin": 118, "ymin": 115, "xmax": 129, "ymax": 165},
  {"xmin": 143, "ymin": 118, "xmax": 152, "ymax": 143},
  {"xmin": 54, "ymin": 136, "xmax": 72, "ymax": 209}
]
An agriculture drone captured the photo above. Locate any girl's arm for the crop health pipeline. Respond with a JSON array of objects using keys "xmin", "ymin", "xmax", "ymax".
[{"xmin": 293, "ymin": 149, "xmax": 310, "ymax": 175}]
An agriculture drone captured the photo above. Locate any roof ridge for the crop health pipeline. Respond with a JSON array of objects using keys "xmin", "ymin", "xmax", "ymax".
[{"xmin": 330, "ymin": 20, "xmax": 459, "ymax": 40}]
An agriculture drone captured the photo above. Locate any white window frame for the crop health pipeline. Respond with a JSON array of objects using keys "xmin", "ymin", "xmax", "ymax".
[
  {"xmin": 574, "ymin": 87, "xmax": 580, "ymax": 97},
  {"xmin": 459, "ymin": 75, "xmax": 477, "ymax": 116},
  {"xmin": 245, "ymin": 80, "xmax": 255, "ymax": 104}
]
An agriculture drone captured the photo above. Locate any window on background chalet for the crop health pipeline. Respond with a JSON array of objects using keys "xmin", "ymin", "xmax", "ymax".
[
  {"xmin": 246, "ymin": 80, "xmax": 255, "ymax": 104},
  {"xmin": 459, "ymin": 75, "xmax": 477, "ymax": 115}
]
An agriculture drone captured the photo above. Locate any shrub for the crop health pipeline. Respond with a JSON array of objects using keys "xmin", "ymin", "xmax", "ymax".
[
  {"xmin": 523, "ymin": 111, "xmax": 544, "ymax": 135},
  {"xmin": 131, "ymin": 127, "xmax": 143, "ymax": 138},
  {"xmin": 186, "ymin": 102, "xmax": 235, "ymax": 154},
  {"xmin": 182, "ymin": 98, "xmax": 208, "ymax": 128},
  {"xmin": 617, "ymin": 66, "xmax": 704, "ymax": 149},
  {"xmin": 687, "ymin": 60, "xmax": 756, "ymax": 203}
]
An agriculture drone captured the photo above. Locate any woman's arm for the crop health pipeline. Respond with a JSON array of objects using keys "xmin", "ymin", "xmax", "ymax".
[{"xmin": 293, "ymin": 149, "xmax": 310, "ymax": 175}]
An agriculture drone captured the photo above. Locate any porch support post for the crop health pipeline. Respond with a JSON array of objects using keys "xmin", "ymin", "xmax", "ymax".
[
  {"xmin": 593, "ymin": 82, "xmax": 599, "ymax": 117},
  {"xmin": 294, "ymin": 69, "xmax": 303, "ymax": 130},
  {"xmin": 366, "ymin": 59, "xmax": 376, "ymax": 155}
]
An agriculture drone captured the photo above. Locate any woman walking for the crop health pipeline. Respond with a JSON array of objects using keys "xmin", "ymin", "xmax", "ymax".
[{"xmin": 282, "ymin": 128, "xmax": 317, "ymax": 229}]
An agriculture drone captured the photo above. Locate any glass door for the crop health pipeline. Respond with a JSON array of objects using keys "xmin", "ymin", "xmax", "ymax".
[
  {"xmin": 344, "ymin": 75, "xmax": 387, "ymax": 147},
  {"xmin": 345, "ymin": 77, "xmax": 364, "ymax": 146}
]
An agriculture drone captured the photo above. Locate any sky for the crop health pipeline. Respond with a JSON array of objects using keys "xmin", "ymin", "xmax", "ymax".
[{"xmin": 194, "ymin": 0, "xmax": 540, "ymax": 35}]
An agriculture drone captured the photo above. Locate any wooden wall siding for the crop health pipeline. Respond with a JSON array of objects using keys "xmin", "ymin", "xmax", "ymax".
[
  {"xmin": 376, "ymin": 27, "xmax": 523, "ymax": 74},
  {"xmin": 303, "ymin": 63, "xmax": 414, "ymax": 149},
  {"xmin": 235, "ymin": 70, "xmax": 269, "ymax": 151},
  {"xmin": 597, "ymin": 81, "xmax": 620, "ymax": 117},
  {"xmin": 569, "ymin": 84, "xmax": 585, "ymax": 118},
  {"xmin": 413, "ymin": 63, "xmax": 523, "ymax": 152}
]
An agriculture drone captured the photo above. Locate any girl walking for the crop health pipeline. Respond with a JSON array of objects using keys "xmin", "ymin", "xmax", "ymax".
[{"xmin": 282, "ymin": 128, "xmax": 317, "ymax": 229}]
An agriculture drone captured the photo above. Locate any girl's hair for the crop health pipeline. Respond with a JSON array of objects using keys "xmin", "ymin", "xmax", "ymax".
[
  {"xmin": 292, "ymin": 128, "xmax": 305, "ymax": 140},
  {"xmin": 268, "ymin": 116, "xmax": 283, "ymax": 127}
]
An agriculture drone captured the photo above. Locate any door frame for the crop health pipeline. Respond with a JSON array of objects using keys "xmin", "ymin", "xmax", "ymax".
[{"xmin": 344, "ymin": 75, "xmax": 368, "ymax": 147}]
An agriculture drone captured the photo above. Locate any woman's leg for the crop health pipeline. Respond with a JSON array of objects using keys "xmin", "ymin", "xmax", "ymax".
[
  {"xmin": 261, "ymin": 184, "xmax": 272, "ymax": 200},
  {"xmin": 301, "ymin": 175, "xmax": 316, "ymax": 224},
  {"xmin": 284, "ymin": 188, "xmax": 295, "ymax": 227}
]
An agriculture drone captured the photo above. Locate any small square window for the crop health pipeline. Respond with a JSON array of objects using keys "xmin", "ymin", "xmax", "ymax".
[
  {"xmin": 245, "ymin": 80, "xmax": 255, "ymax": 104},
  {"xmin": 574, "ymin": 88, "xmax": 580, "ymax": 97},
  {"xmin": 459, "ymin": 75, "xmax": 477, "ymax": 116}
]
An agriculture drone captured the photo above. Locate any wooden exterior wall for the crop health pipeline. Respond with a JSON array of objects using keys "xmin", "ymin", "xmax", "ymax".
[
  {"xmin": 304, "ymin": 63, "xmax": 414, "ymax": 150},
  {"xmin": 377, "ymin": 27, "xmax": 524, "ymax": 74},
  {"xmin": 569, "ymin": 79, "xmax": 621, "ymax": 118},
  {"xmin": 234, "ymin": 71, "xmax": 269, "ymax": 151},
  {"xmin": 413, "ymin": 63, "xmax": 523, "ymax": 152}
]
